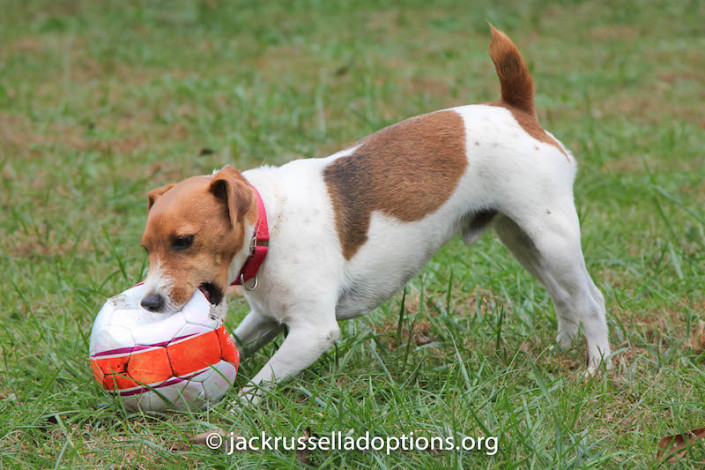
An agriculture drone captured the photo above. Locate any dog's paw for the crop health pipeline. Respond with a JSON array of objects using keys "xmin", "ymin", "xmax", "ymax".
[
  {"xmin": 550, "ymin": 336, "xmax": 573, "ymax": 352},
  {"xmin": 237, "ymin": 385, "xmax": 263, "ymax": 406},
  {"xmin": 227, "ymin": 400, "xmax": 246, "ymax": 416},
  {"xmin": 585, "ymin": 355, "xmax": 613, "ymax": 377},
  {"xmin": 555, "ymin": 324, "xmax": 579, "ymax": 350}
]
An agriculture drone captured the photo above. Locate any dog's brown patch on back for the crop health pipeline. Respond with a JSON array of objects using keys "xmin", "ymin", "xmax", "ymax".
[
  {"xmin": 324, "ymin": 110, "xmax": 466, "ymax": 260},
  {"xmin": 490, "ymin": 100, "xmax": 569, "ymax": 159}
]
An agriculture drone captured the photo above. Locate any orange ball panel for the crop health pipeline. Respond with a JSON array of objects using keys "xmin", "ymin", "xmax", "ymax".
[
  {"xmin": 167, "ymin": 330, "xmax": 221, "ymax": 376},
  {"xmin": 103, "ymin": 371, "xmax": 138, "ymax": 391},
  {"xmin": 93, "ymin": 355, "xmax": 137, "ymax": 390},
  {"xmin": 90, "ymin": 359, "xmax": 105, "ymax": 384},
  {"xmin": 216, "ymin": 325, "xmax": 240, "ymax": 366},
  {"xmin": 96, "ymin": 355, "xmax": 129, "ymax": 375},
  {"xmin": 127, "ymin": 347, "xmax": 173, "ymax": 385}
]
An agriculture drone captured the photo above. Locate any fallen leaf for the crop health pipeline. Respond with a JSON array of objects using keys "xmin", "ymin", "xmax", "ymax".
[
  {"xmin": 414, "ymin": 334, "xmax": 437, "ymax": 346},
  {"xmin": 657, "ymin": 427, "xmax": 705, "ymax": 462},
  {"xmin": 191, "ymin": 429, "xmax": 226, "ymax": 446},
  {"xmin": 296, "ymin": 427, "xmax": 314, "ymax": 466},
  {"xmin": 167, "ymin": 441, "xmax": 190, "ymax": 452},
  {"xmin": 191, "ymin": 429, "xmax": 242, "ymax": 454},
  {"xmin": 37, "ymin": 415, "xmax": 59, "ymax": 434}
]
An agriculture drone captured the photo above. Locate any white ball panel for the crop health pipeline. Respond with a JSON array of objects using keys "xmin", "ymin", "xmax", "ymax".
[
  {"xmin": 136, "ymin": 392, "xmax": 161, "ymax": 412},
  {"xmin": 182, "ymin": 290, "xmax": 219, "ymax": 329},
  {"xmin": 188, "ymin": 367, "xmax": 214, "ymax": 384},
  {"xmin": 174, "ymin": 322, "xmax": 211, "ymax": 342},
  {"xmin": 175, "ymin": 381, "xmax": 206, "ymax": 411},
  {"xmin": 148, "ymin": 382, "xmax": 188, "ymax": 411},
  {"xmin": 131, "ymin": 311, "xmax": 188, "ymax": 346},
  {"xmin": 121, "ymin": 394, "xmax": 141, "ymax": 412},
  {"xmin": 89, "ymin": 325, "xmax": 135, "ymax": 355},
  {"xmin": 202, "ymin": 361, "xmax": 237, "ymax": 402}
]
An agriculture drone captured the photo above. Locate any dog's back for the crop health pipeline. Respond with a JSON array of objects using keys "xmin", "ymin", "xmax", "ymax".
[{"xmin": 243, "ymin": 27, "xmax": 577, "ymax": 320}]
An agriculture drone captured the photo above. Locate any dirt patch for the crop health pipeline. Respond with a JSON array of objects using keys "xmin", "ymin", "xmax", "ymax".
[
  {"xmin": 612, "ymin": 344, "xmax": 649, "ymax": 368},
  {"xmin": 377, "ymin": 315, "xmax": 435, "ymax": 350},
  {"xmin": 253, "ymin": 45, "xmax": 320, "ymax": 83},
  {"xmin": 452, "ymin": 287, "xmax": 504, "ymax": 316},
  {"xmin": 407, "ymin": 77, "xmax": 451, "ymax": 98},
  {"xmin": 0, "ymin": 112, "xmax": 150, "ymax": 158},
  {"xmin": 0, "ymin": 114, "xmax": 40, "ymax": 153},
  {"xmin": 590, "ymin": 26, "xmax": 638, "ymax": 41},
  {"xmin": 7, "ymin": 225, "xmax": 92, "ymax": 260},
  {"xmin": 658, "ymin": 72, "xmax": 705, "ymax": 84},
  {"xmin": 5, "ymin": 37, "xmax": 46, "ymax": 55},
  {"xmin": 689, "ymin": 321, "xmax": 705, "ymax": 352},
  {"xmin": 617, "ymin": 300, "xmax": 705, "ymax": 354},
  {"xmin": 600, "ymin": 154, "xmax": 651, "ymax": 173},
  {"xmin": 374, "ymin": 290, "xmax": 439, "ymax": 349}
]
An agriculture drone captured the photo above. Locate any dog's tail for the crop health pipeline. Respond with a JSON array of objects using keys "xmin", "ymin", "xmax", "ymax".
[{"xmin": 488, "ymin": 25, "xmax": 535, "ymax": 115}]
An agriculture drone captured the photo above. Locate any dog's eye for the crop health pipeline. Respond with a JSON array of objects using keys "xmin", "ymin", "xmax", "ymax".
[{"xmin": 173, "ymin": 235, "xmax": 194, "ymax": 250}]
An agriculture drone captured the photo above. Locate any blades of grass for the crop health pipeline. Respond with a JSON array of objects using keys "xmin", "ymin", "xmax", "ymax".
[
  {"xmin": 403, "ymin": 313, "xmax": 415, "ymax": 367},
  {"xmin": 101, "ymin": 226, "xmax": 128, "ymax": 283},
  {"xmin": 653, "ymin": 185, "xmax": 705, "ymax": 225},
  {"xmin": 53, "ymin": 432, "xmax": 72, "ymax": 470},
  {"xmin": 667, "ymin": 242, "xmax": 684, "ymax": 280},
  {"xmin": 396, "ymin": 285, "xmax": 406, "ymax": 345},
  {"xmin": 495, "ymin": 304, "xmax": 505, "ymax": 353},
  {"xmin": 447, "ymin": 334, "xmax": 470, "ymax": 389},
  {"xmin": 445, "ymin": 268, "xmax": 454, "ymax": 314},
  {"xmin": 368, "ymin": 339, "xmax": 395, "ymax": 385},
  {"xmin": 10, "ymin": 280, "xmax": 45, "ymax": 343},
  {"xmin": 295, "ymin": 385, "xmax": 331, "ymax": 410}
]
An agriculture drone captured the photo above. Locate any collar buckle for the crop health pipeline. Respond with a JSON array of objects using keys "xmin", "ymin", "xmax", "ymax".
[{"xmin": 240, "ymin": 272, "xmax": 258, "ymax": 291}]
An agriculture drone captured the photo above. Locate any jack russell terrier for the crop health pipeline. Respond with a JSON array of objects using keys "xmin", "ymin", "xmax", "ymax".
[{"xmin": 139, "ymin": 27, "xmax": 611, "ymax": 403}]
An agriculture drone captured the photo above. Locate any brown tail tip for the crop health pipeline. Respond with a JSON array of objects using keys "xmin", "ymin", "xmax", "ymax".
[{"xmin": 488, "ymin": 25, "xmax": 535, "ymax": 114}]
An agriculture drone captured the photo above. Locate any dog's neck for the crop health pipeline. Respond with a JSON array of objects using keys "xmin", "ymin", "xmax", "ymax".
[
  {"xmin": 228, "ymin": 219, "xmax": 256, "ymax": 285},
  {"xmin": 227, "ymin": 174, "xmax": 276, "ymax": 286}
]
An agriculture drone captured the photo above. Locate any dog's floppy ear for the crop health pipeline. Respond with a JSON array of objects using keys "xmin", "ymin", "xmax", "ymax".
[
  {"xmin": 209, "ymin": 165, "xmax": 254, "ymax": 227},
  {"xmin": 147, "ymin": 183, "xmax": 176, "ymax": 211}
]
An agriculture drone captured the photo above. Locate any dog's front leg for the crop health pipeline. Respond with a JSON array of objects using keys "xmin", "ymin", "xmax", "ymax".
[
  {"xmin": 233, "ymin": 310, "xmax": 285, "ymax": 358},
  {"xmin": 237, "ymin": 310, "xmax": 340, "ymax": 404}
]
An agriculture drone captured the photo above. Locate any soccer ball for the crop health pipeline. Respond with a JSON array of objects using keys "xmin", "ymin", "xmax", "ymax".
[{"xmin": 89, "ymin": 283, "xmax": 239, "ymax": 412}]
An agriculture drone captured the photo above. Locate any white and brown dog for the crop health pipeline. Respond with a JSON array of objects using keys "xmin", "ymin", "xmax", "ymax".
[{"xmin": 139, "ymin": 27, "xmax": 611, "ymax": 403}]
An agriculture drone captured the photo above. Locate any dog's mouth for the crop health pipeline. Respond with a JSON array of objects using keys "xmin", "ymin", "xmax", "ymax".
[{"xmin": 198, "ymin": 282, "xmax": 224, "ymax": 305}]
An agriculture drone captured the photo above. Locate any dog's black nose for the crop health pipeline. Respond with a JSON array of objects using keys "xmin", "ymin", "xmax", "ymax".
[{"xmin": 141, "ymin": 293, "xmax": 165, "ymax": 312}]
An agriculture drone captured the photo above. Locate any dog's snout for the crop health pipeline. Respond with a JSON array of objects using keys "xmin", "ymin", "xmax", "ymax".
[{"xmin": 141, "ymin": 293, "xmax": 165, "ymax": 312}]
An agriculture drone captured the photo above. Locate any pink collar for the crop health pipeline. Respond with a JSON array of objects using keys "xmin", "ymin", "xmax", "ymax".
[{"xmin": 231, "ymin": 183, "xmax": 269, "ymax": 290}]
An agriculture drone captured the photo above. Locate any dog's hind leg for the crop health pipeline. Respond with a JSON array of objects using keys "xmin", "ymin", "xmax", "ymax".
[
  {"xmin": 462, "ymin": 209, "xmax": 498, "ymax": 245},
  {"xmin": 492, "ymin": 205, "xmax": 611, "ymax": 374}
]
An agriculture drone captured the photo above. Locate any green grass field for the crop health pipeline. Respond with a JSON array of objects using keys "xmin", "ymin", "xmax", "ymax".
[{"xmin": 2, "ymin": 0, "xmax": 704, "ymax": 467}]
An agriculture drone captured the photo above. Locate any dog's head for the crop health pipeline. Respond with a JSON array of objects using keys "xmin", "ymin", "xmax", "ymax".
[{"xmin": 139, "ymin": 165, "xmax": 255, "ymax": 312}]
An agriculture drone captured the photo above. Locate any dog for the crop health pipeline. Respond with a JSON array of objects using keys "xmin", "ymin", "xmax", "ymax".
[{"xmin": 139, "ymin": 27, "xmax": 611, "ymax": 403}]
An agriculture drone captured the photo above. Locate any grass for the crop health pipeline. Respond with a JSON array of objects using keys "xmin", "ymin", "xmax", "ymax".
[{"xmin": 1, "ymin": 0, "xmax": 704, "ymax": 467}]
